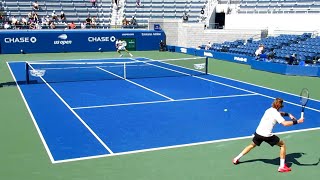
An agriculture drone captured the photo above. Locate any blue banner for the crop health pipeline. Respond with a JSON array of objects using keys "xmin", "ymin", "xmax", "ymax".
[{"xmin": 0, "ymin": 29, "xmax": 165, "ymax": 54}]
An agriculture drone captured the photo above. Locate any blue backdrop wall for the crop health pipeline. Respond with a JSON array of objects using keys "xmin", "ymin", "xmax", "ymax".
[{"xmin": 0, "ymin": 29, "xmax": 165, "ymax": 54}]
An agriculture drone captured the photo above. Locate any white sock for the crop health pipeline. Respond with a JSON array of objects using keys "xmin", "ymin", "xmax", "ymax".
[
  {"xmin": 280, "ymin": 159, "xmax": 285, "ymax": 167},
  {"xmin": 235, "ymin": 153, "xmax": 244, "ymax": 160}
]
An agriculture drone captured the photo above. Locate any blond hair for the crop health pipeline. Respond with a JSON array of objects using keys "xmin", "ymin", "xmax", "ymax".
[{"xmin": 272, "ymin": 98, "xmax": 284, "ymax": 109}]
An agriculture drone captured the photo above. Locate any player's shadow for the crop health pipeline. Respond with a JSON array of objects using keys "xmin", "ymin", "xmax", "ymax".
[
  {"xmin": 0, "ymin": 81, "xmax": 26, "ymax": 88},
  {"xmin": 240, "ymin": 152, "xmax": 320, "ymax": 167}
]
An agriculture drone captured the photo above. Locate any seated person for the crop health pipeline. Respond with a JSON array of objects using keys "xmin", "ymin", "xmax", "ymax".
[
  {"xmin": 182, "ymin": 12, "xmax": 189, "ymax": 22},
  {"xmin": 205, "ymin": 41, "xmax": 211, "ymax": 50},
  {"xmin": 159, "ymin": 40, "xmax": 166, "ymax": 51},
  {"xmin": 287, "ymin": 53, "xmax": 297, "ymax": 65},
  {"xmin": 68, "ymin": 21, "xmax": 76, "ymax": 29},
  {"xmin": 255, "ymin": 44, "xmax": 265, "ymax": 59},
  {"xmin": 130, "ymin": 16, "xmax": 137, "ymax": 26},
  {"xmin": 60, "ymin": 11, "xmax": 66, "ymax": 22},
  {"xmin": 32, "ymin": 1, "xmax": 39, "ymax": 10}
]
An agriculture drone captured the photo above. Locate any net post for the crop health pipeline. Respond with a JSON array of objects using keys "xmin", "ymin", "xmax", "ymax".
[
  {"xmin": 25, "ymin": 62, "xmax": 29, "ymax": 84},
  {"xmin": 205, "ymin": 57, "xmax": 209, "ymax": 74}
]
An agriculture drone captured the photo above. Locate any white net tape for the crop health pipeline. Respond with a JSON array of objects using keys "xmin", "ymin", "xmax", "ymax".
[
  {"xmin": 30, "ymin": 69, "xmax": 46, "ymax": 77},
  {"xmin": 194, "ymin": 63, "xmax": 205, "ymax": 70}
]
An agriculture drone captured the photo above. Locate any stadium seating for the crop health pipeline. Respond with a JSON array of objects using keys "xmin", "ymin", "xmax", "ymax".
[
  {"xmin": 122, "ymin": 0, "xmax": 207, "ymax": 27},
  {"xmin": 1, "ymin": 0, "xmax": 112, "ymax": 28},
  {"xmin": 202, "ymin": 32, "xmax": 320, "ymax": 66},
  {"xmin": 238, "ymin": 0, "xmax": 320, "ymax": 14}
]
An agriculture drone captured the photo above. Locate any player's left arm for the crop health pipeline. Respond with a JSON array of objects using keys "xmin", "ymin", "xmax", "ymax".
[{"xmin": 280, "ymin": 112, "xmax": 296, "ymax": 120}]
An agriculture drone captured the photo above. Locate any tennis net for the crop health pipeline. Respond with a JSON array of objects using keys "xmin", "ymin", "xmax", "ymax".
[{"xmin": 25, "ymin": 57, "xmax": 208, "ymax": 84}]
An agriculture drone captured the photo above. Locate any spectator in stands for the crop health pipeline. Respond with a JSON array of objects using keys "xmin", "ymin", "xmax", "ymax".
[
  {"xmin": 255, "ymin": 44, "xmax": 265, "ymax": 59},
  {"xmin": 182, "ymin": 12, "xmax": 189, "ymax": 22},
  {"xmin": 33, "ymin": 12, "xmax": 39, "ymax": 22},
  {"xmin": 201, "ymin": 7, "xmax": 205, "ymax": 15},
  {"xmin": 136, "ymin": 0, "xmax": 141, "ymax": 7},
  {"xmin": 200, "ymin": 7, "xmax": 206, "ymax": 22},
  {"xmin": 35, "ymin": 22, "xmax": 42, "ymax": 29},
  {"xmin": 21, "ymin": 16, "xmax": 28, "ymax": 29},
  {"xmin": 50, "ymin": 21, "xmax": 56, "ymax": 29},
  {"xmin": 90, "ymin": 0, "xmax": 97, "ymax": 8},
  {"xmin": 86, "ymin": 16, "xmax": 92, "ymax": 28},
  {"xmin": 68, "ymin": 21, "xmax": 76, "ymax": 29},
  {"xmin": 28, "ymin": 11, "xmax": 34, "ymax": 21},
  {"xmin": 91, "ymin": 16, "xmax": 97, "ymax": 28},
  {"xmin": 32, "ymin": 1, "xmax": 40, "ymax": 11},
  {"xmin": 52, "ymin": 10, "xmax": 58, "ymax": 21},
  {"xmin": 60, "ymin": 11, "xmax": 66, "ymax": 23},
  {"xmin": 122, "ymin": 16, "xmax": 129, "ymax": 26},
  {"xmin": 267, "ymin": 48, "xmax": 275, "ymax": 60},
  {"xmin": 205, "ymin": 41, "xmax": 212, "ymax": 50},
  {"xmin": 4, "ymin": 22, "xmax": 11, "ymax": 29},
  {"xmin": 130, "ymin": 16, "xmax": 137, "ymax": 26},
  {"xmin": 11, "ymin": 16, "xmax": 18, "ymax": 29},
  {"xmin": 81, "ymin": 21, "xmax": 86, "ymax": 29},
  {"xmin": 287, "ymin": 53, "xmax": 297, "ymax": 65}
]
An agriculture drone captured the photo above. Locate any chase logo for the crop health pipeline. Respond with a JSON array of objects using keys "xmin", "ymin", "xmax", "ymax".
[
  {"xmin": 4, "ymin": 37, "xmax": 37, "ymax": 43},
  {"xmin": 58, "ymin": 34, "xmax": 68, "ymax": 40}
]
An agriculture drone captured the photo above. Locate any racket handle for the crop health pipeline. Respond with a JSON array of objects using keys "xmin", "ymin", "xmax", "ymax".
[{"xmin": 301, "ymin": 112, "xmax": 304, "ymax": 118}]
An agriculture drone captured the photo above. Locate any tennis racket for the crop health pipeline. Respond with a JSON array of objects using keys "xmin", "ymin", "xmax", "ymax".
[{"xmin": 300, "ymin": 88, "xmax": 309, "ymax": 118}]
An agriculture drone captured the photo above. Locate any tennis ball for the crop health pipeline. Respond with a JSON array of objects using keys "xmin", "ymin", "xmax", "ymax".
[{"xmin": 224, "ymin": 109, "xmax": 228, "ymax": 112}]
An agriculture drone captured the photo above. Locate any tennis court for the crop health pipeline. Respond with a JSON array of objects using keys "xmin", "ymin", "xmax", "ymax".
[{"xmin": 1, "ymin": 51, "xmax": 320, "ymax": 180}]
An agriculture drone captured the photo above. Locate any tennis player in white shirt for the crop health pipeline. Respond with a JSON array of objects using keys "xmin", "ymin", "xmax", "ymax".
[
  {"xmin": 232, "ymin": 98, "xmax": 304, "ymax": 173},
  {"xmin": 116, "ymin": 39, "xmax": 133, "ymax": 57}
]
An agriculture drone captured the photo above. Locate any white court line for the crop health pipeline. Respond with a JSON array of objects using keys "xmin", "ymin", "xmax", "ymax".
[
  {"xmin": 26, "ymin": 64, "xmax": 115, "ymax": 155},
  {"xmin": 6, "ymin": 62, "xmax": 55, "ymax": 163},
  {"xmin": 12, "ymin": 58, "xmax": 320, "ymax": 164},
  {"xmin": 208, "ymin": 71, "xmax": 320, "ymax": 103},
  {"xmin": 72, "ymin": 93, "xmax": 257, "ymax": 110},
  {"xmin": 193, "ymin": 75, "xmax": 320, "ymax": 113},
  {"xmin": 53, "ymin": 127, "xmax": 320, "ymax": 164},
  {"xmin": 96, "ymin": 67, "xmax": 174, "ymax": 100},
  {"xmin": 136, "ymin": 57, "xmax": 319, "ymax": 113}
]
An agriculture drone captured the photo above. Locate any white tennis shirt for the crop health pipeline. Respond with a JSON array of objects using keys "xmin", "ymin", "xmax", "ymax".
[{"xmin": 256, "ymin": 107, "xmax": 285, "ymax": 137}]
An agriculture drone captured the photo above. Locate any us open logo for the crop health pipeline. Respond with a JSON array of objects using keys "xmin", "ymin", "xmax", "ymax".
[{"xmin": 54, "ymin": 34, "xmax": 72, "ymax": 45}]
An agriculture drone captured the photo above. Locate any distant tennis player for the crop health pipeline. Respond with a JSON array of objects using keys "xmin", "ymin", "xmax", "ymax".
[
  {"xmin": 116, "ymin": 39, "xmax": 133, "ymax": 57},
  {"xmin": 232, "ymin": 98, "xmax": 304, "ymax": 173}
]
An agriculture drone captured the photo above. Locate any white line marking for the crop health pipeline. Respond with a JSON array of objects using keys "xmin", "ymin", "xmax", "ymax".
[
  {"xmin": 53, "ymin": 127, "xmax": 320, "ymax": 164},
  {"xmin": 193, "ymin": 76, "xmax": 320, "ymax": 112},
  {"xmin": 72, "ymin": 93, "xmax": 257, "ymax": 110},
  {"xmin": 27, "ymin": 64, "xmax": 114, "ymax": 155},
  {"xmin": 207, "ymin": 70, "xmax": 320, "ymax": 102},
  {"xmin": 96, "ymin": 66, "xmax": 174, "ymax": 100},
  {"xmin": 6, "ymin": 62, "xmax": 55, "ymax": 163}
]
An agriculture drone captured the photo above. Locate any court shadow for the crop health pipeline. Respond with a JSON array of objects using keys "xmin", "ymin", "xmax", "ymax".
[
  {"xmin": 240, "ymin": 152, "xmax": 320, "ymax": 167},
  {"xmin": 0, "ymin": 81, "xmax": 25, "ymax": 88}
]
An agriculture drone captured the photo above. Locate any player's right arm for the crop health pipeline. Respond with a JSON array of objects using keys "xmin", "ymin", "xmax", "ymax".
[{"xmin": 281, "ymin": 118, "xmax": 304, "ymax": 126}]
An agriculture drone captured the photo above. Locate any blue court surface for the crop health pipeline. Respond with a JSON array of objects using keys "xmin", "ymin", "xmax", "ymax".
[{"xmin": 7, "ymin": 57, "xmax": 320, "ymax": 164}]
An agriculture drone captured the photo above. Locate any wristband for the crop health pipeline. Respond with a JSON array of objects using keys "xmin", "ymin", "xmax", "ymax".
[
  {"xmin": 284, "ymin": 112, "xmax": 289, "ymax": 116},
  {"xmin": 293, "ymin": 120, "xmax": 298, "ymax": 125}
]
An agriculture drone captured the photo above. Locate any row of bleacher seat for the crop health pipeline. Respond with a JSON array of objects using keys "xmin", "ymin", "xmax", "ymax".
[
  {"xmin": 202, "ymin": 33, "xmax": 320, "ymax": 66},
  {"xmin": 1, "ymin": 0, "xmax": 112, "ymax": 28},
  {"xmin": 123, "ymin": 0, "xmax": 207, "ymax": 26},
  {"xmin": 238, "ymin": 0, "xmax": 320, "ymax": 14}
]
